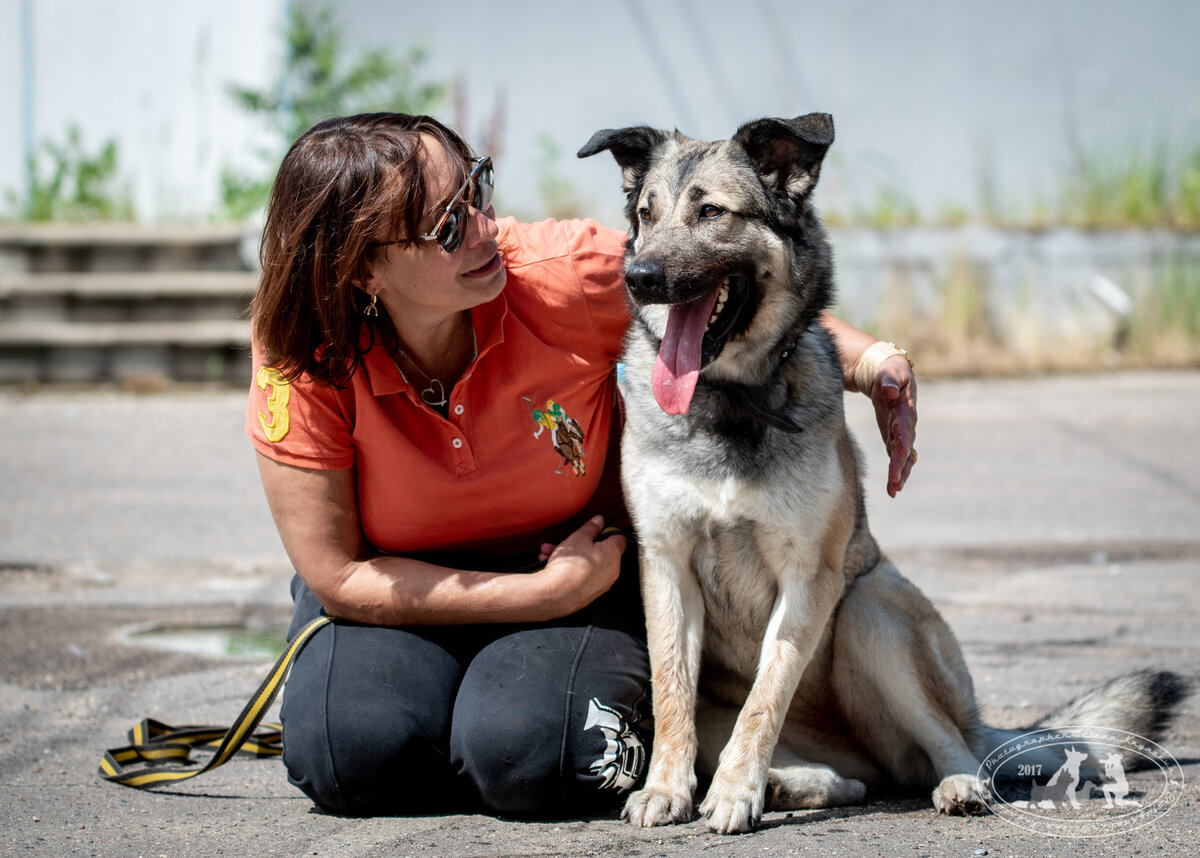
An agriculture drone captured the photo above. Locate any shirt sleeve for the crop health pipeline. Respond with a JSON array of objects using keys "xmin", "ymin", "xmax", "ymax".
[
  {"xmin": 566, "ymin": 219, "xmax": 631, "ymax": 362},
  {"xmin": 245, "ymin": 343, "xmax": 356, "ymax": 470}
]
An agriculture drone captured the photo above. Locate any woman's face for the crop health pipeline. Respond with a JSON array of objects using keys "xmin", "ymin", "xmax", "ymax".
[{"xmin": 365, "ymin": 136, "xmax": 506, "ymax": 325}]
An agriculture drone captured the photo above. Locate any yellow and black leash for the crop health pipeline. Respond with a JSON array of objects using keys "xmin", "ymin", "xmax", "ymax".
[{"xmin": 99, "ymin": 615, "xmax": 331, "ymax": 789}]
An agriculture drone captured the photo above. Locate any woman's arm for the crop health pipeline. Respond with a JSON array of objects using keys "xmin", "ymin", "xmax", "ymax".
[
  {"xmin": 256, "ymin": 453, "xmax": 625, "ymax": 626},
  {"xmin": 820, "ymin": 311, "xmax": 918, "ymax": 497}
]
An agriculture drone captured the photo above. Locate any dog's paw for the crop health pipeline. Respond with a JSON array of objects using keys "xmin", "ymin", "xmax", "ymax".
[
  {"xmin": 766, "ymin": 767, "xmax": 867, "ymax": 810},
  {"xmin": 830, "ymin": 776, "xmax": 868, "ymax": 807},
  {"xmin": 698, "ymin": 780, "xmax": 764, "ymax": 834},
  {"xmin": 932, "ymin": 774, "xmax": 990, "ymax": 816},
  {"xmin": 622, "ymin": 787, "xmax": 694, "ymax": 827}
]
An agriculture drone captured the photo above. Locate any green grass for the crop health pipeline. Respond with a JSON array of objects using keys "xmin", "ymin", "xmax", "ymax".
[
  {"xmin": 823, "ymin": 137, "xmax": 1200, "ymax": 374},
  {"xmin": 845, "ymin": 240, "xmax": 1200, "ymax": 377},
  {"xmin": 826, "ymin": 140, "xmax": 1200, "ymax": 232},
  {"xmin": 1125, "ymin": 252, "xmax": 1200, "ymax": 362}
]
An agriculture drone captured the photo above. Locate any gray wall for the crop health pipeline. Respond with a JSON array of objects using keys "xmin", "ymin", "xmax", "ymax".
[
  {"xmin": 326, "ymin": 0, "xmax": 1200, "ymax": 227},
  {"xmin": 4, "ymin": 0, "xmax": 1197, "ymax": 227}
]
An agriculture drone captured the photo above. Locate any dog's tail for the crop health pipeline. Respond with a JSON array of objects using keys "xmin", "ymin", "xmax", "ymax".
[
  {"xmin": 1032, "ymin": 669, "xmax": 1191, "ymax": 740},
  {"xmin": 970, "ymin": 669, "xmax": 1192, "ymax": 775}
]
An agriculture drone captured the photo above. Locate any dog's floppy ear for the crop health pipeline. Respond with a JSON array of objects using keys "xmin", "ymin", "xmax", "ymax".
[
  {"xmin": 733, "ymin": 113, "xmax": 834, "ymax": 201},
  {"xmin": 577, "ymin": 126, "xmax": 669, "ymax": 197}
]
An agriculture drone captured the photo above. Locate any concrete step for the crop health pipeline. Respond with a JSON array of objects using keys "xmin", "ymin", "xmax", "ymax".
[
  {"xmin": 0, "ymin": 271, "xmax": 256, "ymax": 328},
  {"xmin": 0, "ymin": 224, "xmax": 255, "ymax": 273},
  {"xmin": 0, "ymin": 225, "xmax": 257, "ymax": 384},
  {"xmin": 0, "ymin": 319, "xmax": 249, "ymax": 347},
  {"xmin": 0, "ymin": 271, "xmax": 258, "ymax": 298},
  {"xmin": 0, "ymin": 320, "xmax": 251, "ymax": 385}
]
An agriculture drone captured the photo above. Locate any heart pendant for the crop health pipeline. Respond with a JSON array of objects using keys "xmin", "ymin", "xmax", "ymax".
[{"xmin": 420, "ymin": 379, "xmax": 447, "ymax": 407}]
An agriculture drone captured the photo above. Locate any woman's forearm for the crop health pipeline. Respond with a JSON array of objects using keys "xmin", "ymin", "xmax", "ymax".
[
  {"xmin": 314, "ymin": 554, "xmax": 547, "ymax": 626},
  {"xmin": 820, "ymin": 310, "xmax": 883, "ymax": 392},
  {"xmin": 317, "ymin": 515, "xmax": 625, "ymax": 626}
]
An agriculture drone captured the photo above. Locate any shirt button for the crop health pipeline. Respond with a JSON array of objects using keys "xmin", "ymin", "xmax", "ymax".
[
  {"xmin": 452, "ymin": 438, "xmax": 463, "ymax": 449},
  {"xmin": 454, "ymin": 404, "xmax": 464, "ymax": 415}
]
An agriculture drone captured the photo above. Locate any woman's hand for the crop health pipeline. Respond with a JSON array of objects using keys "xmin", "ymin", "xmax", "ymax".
[
  {"xmin": 819, "ymin": 312, "xmax": 919, "ymax": 497},
  {"xmin": 534, "ymin": 516, "xmax": 626, "ymax": 618},
  {"xmin": 869, "ymin": 354, "xmax": 918, "ymax": 498}
]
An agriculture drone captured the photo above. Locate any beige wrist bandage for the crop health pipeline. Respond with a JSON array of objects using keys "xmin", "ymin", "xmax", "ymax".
[{"xmin": 853, "ymin": 341, "xmax": 913, "ymax": 396}]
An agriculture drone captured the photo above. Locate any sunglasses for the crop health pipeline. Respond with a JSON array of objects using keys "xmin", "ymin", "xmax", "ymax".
[{"xmin": 373, "ymin": 157, "xmax": 495, "ymax": 254}]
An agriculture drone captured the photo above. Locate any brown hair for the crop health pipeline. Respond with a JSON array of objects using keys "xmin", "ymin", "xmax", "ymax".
[{"xmin": 252, "ymin": 113, "xmax": 474, "ymax": 385}]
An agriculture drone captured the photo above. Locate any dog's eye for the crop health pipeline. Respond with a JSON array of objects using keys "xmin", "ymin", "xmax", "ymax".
[
  {"xmin": 638, "ymin": 206, "xmax": 653, "ymax": 223},
  {"xmin": 699, "ymin": 205, "xmax": 725, "ymax": 220}
]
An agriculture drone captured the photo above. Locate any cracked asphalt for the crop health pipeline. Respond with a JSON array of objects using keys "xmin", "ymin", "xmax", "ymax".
[{"xmin": 1, "ymin": 371, "xmax": 1198, "ymax": 857}]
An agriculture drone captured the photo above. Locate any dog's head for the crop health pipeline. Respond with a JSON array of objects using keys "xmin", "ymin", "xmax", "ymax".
[
  {"xmin": 579, "ymin": 114, "xmax": 835, "ymax": 415},
  {"xmin": 1063, "ymin": 747, "xmax": 1088, "ymax": 767}
]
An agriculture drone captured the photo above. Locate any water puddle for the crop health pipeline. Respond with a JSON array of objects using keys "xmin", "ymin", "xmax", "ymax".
[{"xmin": 118, "ymin": 622, "xmax": 287, "ymax": 660}]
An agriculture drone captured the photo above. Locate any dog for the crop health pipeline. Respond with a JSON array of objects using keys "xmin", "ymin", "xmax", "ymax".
[
  {"xmin": 577, "ymin": 114, "xmax": 1191, "ymax": 834},
  {"xmin": 1028, "ymin": 747, "xmax": 1091, "ymax": 810}
]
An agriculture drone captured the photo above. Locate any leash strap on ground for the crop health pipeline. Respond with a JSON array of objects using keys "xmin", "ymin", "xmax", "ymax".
[{"xmin": 98, "ymin": 615, "xmax": 331, "ymax": 789}]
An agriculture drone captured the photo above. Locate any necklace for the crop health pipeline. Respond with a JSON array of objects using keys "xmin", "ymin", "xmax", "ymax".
[
  {"xmin": 392, "ymin": 316, "xmax": 478, "ymax": 410},
  {"xmin": 394, "ymin": 348, "xmax": 448, "ymax": 407}
]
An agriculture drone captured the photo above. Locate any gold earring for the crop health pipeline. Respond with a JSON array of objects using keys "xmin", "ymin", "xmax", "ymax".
[{"xmin": 364, "ymin": 293, "xmax": 379, "ymax": 318}]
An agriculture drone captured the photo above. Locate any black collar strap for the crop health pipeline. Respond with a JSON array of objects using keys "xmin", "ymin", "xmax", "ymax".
[
  {"xmin": 715, "ymin": 335, "xmax": 805, "ymax": 434},
  {"xmin": 737, "ymin": 388, "xmax": 804, "ymax": 433},
  {"xmin": 746, "ymin": 334, "xmax": 804, "ymax": 433}
]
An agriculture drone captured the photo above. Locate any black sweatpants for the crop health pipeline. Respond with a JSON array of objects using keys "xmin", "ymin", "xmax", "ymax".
[{"xmin": 278, "ymin": 558, "xmax": 650, "ymax": 818}]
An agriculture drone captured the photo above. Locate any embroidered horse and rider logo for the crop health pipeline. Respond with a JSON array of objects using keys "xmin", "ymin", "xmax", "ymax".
[{"xmin": 523, "ymin": 397, "xmax": 587, "ymax": 476}]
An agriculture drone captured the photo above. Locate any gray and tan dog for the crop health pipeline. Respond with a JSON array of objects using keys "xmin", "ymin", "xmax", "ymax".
[{"xmin": 578, "ymin": 114, "xmax": 1189, "ymax": 834}]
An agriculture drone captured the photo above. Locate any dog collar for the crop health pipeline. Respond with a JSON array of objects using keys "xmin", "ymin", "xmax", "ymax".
[
  {"xmin": 736, "ymin": 389, "xmax": 804, "ymax": 433},
  {"xmin": 735, "ymin": 335, "xmax": 805, "ymax": 433}
]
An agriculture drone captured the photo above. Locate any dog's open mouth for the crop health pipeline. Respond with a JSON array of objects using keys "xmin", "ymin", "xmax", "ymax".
[{"xmin": 651, "ymin": 273, "xmax": 753, "ymax": 414}]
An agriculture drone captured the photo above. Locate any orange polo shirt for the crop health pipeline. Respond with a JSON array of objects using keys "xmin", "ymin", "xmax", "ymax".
[{"xmin": 246, "ymin": 217, "xmax": 631, "ymax": 569}]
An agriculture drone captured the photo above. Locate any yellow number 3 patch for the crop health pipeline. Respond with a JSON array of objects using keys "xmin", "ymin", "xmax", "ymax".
[{"xmin": 257, "ymin": 367, "xmax": 291, "ymax": 443}]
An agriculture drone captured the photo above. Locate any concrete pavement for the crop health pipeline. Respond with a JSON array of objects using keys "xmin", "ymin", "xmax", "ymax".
[{"xmin": 1, "ymin": 371, "xmax": 1198, "ymax": 857}]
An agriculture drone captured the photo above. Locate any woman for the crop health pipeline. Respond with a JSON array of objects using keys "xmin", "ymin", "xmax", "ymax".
[{"xmin": 247, "ymin": 113, "xmax": 916, "ymax": 818}]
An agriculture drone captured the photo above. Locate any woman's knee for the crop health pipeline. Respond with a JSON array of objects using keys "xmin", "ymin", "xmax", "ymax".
[
  {"xmin": 283, "ymin": 698, "xmax": 456, "ymax": 815},
  {"xmin": 450, "ymin": 626, "xmax": 650, "ymax": 817},
  {"xmin": 453, "ymin": 697, "xmax": 646, "ymax": 817},
  {"xmin": 451, "ymin": 707, "xmax": 574, "ymax": 815},
  {"xmin": 279, "ymin": 620, "xmax": 463, "ymax": 815}
]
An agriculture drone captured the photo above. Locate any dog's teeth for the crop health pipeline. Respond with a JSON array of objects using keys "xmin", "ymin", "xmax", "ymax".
[{"xmin": 706, "ymin": 279, "xmax": 732, "ymax": 329}]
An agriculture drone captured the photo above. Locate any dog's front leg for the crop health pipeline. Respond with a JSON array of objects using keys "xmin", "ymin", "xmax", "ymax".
[
  {"xmin": 699, "ymin": 567, "xmax": 842, "ymax": 834},
  {"xmin": 622, "ymin": 546, "xmax": 706, "ymax": 827}
]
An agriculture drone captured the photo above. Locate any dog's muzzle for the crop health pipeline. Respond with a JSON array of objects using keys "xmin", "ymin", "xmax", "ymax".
[{"xmin": 624, "ymin": 259, "xmax": 667, "ymax": 304}]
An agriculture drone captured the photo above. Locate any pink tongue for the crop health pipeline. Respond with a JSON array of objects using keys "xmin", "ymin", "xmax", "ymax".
[{"xmin": 651, "ymin": 288, "xmax": 721, "ymax": 414}]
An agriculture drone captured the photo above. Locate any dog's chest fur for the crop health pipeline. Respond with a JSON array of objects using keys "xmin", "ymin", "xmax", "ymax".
[{"xmin": 620, "ymin": 328, "xmax": 858, "ymax": 677}]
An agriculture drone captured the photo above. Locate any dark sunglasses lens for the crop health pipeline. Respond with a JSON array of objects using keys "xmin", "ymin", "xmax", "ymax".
[
  {"xmin": 438, "ymin": 205, "xmax": 466, "ymax": 252},
  {"xmin": 473, "ymin": 163, "xmax": 494, "ymax": 211}
]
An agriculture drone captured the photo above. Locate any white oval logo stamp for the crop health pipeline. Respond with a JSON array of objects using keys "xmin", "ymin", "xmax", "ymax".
[{"xmin": 979, "ymin": 725, "xmax": 1184, "ymax": 838}]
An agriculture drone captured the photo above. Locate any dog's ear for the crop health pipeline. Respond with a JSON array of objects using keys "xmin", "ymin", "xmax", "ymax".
[
  {"xmin": 733, "ymin": 113, "xmax": 834, "ymax": 201},
  {"xmin": 577, "ymin": 126, "xmax": 669, "ymax": 197}
]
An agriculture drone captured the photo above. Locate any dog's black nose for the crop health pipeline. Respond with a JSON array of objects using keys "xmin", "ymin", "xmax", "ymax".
[{"xmin": 625, "ymin": 259, "xmax": 666, "ymax": 300}]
